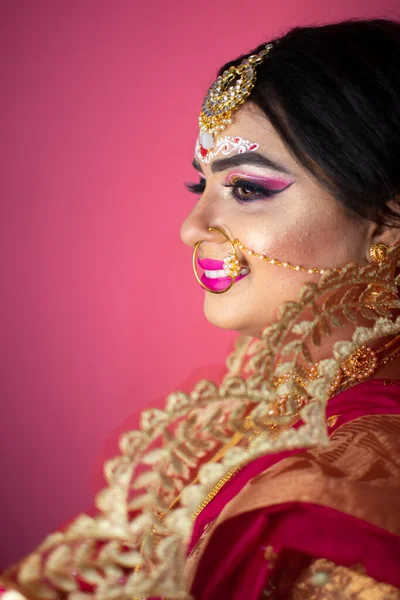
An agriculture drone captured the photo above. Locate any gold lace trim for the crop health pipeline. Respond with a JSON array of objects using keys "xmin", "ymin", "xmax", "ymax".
[
  {"xmin": 184, "ymin": 413, "xmax": 400, "ymax": 594},
  {"xmin": 1, "ymin": 247, "xmax": 400, "ymax": 599},
  {"xmin": 288, "ymin": 559, "xmax": 400, "ymax": 599}
]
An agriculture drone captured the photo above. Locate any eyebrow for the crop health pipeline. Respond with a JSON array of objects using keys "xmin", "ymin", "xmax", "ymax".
[{"xmin": 192, "ymin": 152, "xmax": 293, "ymax": 175}]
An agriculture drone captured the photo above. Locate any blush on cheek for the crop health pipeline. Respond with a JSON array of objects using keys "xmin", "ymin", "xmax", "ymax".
[
  {"xmin": 240, "ymin": 230, "xmax": 311, "ymax": 269},
  {"xmin": 244, "ymin": 231, "xmax": 283, "ymax": 258}
]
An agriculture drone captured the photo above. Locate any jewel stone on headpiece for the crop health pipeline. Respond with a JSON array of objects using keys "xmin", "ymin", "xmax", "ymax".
[{"xmin": 198, "ymin": 43, "xmax": 274, "ymax": 158}]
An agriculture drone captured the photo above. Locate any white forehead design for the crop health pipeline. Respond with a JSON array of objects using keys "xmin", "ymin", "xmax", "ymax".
[{"xmin": 195, "ymin": 136, "xmax": 259, "ymax": 165}]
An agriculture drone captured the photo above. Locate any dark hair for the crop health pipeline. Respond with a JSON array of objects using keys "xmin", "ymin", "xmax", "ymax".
[{"xmin": 218, "ymin": 19, "xmax": 400, "ymax": 226}]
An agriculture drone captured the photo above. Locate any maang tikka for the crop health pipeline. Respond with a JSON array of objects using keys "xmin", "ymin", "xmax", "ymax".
[{"xmin": 197, "ymin": 43, "xmax": 275, "ymax": 159}]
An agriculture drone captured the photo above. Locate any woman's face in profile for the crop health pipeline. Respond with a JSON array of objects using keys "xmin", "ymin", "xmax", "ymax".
[{"xmin": 180, "ymin": 103, "xmax": 373, "ymax": 337}]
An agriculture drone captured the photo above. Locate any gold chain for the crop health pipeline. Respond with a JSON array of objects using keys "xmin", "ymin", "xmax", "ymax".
[
  {"xmin": 191, "ymin": 465, "xmax": 241, "ymax": 520},
  {"xmin": 161, "ymin": 430, "xmax": 246, "ymax": 517},
  {"xmin": 232, "ymin": 239, "xmax": 341, "ymax": 275},
  {"xmin": 329, "ymin": 333, "xmax": 400, "ymax": 396},
  {"xmin": 189, "ymin": 414, "xmax": 301, "ymax": 520}
]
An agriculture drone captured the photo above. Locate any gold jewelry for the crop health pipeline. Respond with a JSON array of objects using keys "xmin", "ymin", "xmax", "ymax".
[
  {"xmin": 341, "ymin": 345, "xmax": 378, "ymax": 380},
  {"xmin": 223, "ymin": 253, "xmax": 241, "ymax": 278},
  {"xmin": 6, "ymin": 240, "xmax": 400, "ymax": 600},
  {"xmin": 193, "ymin": 230, "xmax": 340, "ymax": 291},
  {"xmin": 198, "ymin": 44, "xmax": 274, "ymax": 150},
  {"xmin": 192, "ymin": 227, "xmax": 241, "ymax": 293},
  {"xmin": 369, "ymin": 242, "xmax": 390, "ymax": 264},
  {"xmin": 232, "ymin": 239, "xmax": 339, "ymax": 275},
  {"xmin": 363, "ymin": 283, "xmax": 385, "ymax": 310},
  {"xmin": 329, "ymin": 333, "xmax": 400, "ymax": 397}
]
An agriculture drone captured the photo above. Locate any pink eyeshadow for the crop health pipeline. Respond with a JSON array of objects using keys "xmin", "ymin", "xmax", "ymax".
[{"xmin": 225, "ymin": 171, "xmax": 294, "ymax": 190}]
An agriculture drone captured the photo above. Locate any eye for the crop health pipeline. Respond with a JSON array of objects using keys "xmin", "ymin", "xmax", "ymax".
[
  {"xmin": 223, "ymin": 179, "xmax": 280, "ymax": 203},
  {"xmin": 185, "ymin": 178, "xmax": 206, "ymax": 195}
]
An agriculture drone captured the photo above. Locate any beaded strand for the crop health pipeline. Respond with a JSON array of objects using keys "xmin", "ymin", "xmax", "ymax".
[{"xmin": 232, "ymin": 239, "xmax": 341, "ymax": 275}]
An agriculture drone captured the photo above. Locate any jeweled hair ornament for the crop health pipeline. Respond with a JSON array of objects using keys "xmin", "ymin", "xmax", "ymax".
[{"xmin": 198, "ymin": 43, "xmax": 275, "ymax": 159}]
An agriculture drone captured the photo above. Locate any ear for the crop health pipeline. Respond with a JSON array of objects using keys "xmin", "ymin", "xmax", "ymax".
[{"xmin": 365, "ymin": 197, "xmax": 400, "ymax": 262}]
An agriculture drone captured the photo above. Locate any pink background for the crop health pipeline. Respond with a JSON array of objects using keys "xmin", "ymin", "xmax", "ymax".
[{"xmin": 1, "ymin": 0, "xmax": 399, "ymax": 568}]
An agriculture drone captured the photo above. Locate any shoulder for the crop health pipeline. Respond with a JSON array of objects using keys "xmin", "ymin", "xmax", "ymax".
[
  {"xmin": 271, "ymin": 412, "xmax": 400, "ymax": 481},
  {"xmin": 188, "ymin": 414, "xmax": 400, "ymax": 598},
  {"xmin": 218, "ymin": 413, "xmax": 400, "ymax": 534}
]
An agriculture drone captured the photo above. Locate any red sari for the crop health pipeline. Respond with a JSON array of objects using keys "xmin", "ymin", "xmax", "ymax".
[
  {"xmin": 186, "ymin": 379, "xmax": 400, "ymax": 599},
  {"xmin": 1, "ymin": 380, "xmax": 400, "ymax": 600}
]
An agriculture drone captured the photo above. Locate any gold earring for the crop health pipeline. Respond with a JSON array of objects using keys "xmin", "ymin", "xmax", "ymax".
[{"xmin": 369, "ymin": 243, "xmax": 390, "ymax": 264}]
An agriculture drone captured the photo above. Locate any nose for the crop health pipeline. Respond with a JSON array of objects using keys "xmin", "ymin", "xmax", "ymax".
[{"xmin": 180, "ymin": 196, "xmax": 220, "ymax": 248}]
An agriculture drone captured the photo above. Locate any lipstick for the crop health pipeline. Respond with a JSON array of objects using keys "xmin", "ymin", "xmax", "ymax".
[{"xmin": 197, "ymin": 257, "xmax": 249, "ymax": 292}]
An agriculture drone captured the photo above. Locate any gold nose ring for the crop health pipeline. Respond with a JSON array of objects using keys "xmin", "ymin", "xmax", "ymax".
[{"xmin": 192, "ymin": 227, "xmax": 240, "ymax": 294}]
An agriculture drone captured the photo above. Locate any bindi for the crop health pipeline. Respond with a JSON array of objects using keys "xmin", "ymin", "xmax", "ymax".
[{"xmin": 195, "ymin": 135, "xmax": 259, "ymax": 165}]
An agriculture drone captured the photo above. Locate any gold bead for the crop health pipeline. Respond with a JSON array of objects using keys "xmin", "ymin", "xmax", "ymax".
[
  {"xmin": 341, "ymin": 346, "xmax": 377, "ymax": 380},
  {"xmin": 369, "ymin": 243, "xmax": 389, "ymax": 264}
]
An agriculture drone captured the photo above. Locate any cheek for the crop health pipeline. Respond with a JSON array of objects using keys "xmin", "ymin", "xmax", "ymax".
[
  {"xmin": 237, "ymin": 203, "xmax": 363, "ymax": 268},
  {"xmin": 239, "ymin": 219, "xmax": 316, "ymax": 266}
]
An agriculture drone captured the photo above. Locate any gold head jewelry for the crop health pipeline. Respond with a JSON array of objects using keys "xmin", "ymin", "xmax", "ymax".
[
  {"xmin": 369, "ymin": 242, "xmax": 390, "ymax": 264},
  {"xmin": 198, "ymin": 43, "xmax": 275, "ymax": 153}
]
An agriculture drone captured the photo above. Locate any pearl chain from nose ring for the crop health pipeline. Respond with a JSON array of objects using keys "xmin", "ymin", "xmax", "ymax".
[{"xmin": 232, "ymin": 239, "xmax": 341, "ymax": 275}]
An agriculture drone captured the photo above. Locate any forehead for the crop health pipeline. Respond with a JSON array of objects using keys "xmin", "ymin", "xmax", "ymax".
[{"xmin": 196, "ymin": 103, "xmax": 298, "ymax": 172}]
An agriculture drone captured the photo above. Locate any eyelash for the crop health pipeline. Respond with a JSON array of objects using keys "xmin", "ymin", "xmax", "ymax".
[
  {"xmin": 185, "ymin": 178, "xmax": 282, "ymax": 203},
  {"xmin": 185, "ymin": 179, "xmax": 206, "ymax": 194}
]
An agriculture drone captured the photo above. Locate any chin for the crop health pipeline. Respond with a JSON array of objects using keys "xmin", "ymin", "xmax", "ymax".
[{"xmin": 203, "ymin": 295, "xmax": 264, "ymax": 337}]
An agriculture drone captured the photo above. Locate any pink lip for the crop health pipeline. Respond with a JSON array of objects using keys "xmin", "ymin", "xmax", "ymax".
[
  {"xmin": 197, "ymin": 257, "xmax": 225, "ymax": 269},
  {"xmin": 200, "ymin": 272, "xmax": 248, "ymax": 291}
]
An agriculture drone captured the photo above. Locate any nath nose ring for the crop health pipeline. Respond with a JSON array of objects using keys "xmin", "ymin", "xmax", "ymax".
[{"xmin": 192, "ymin": 227, "xmax": 241, "ymax": 294}]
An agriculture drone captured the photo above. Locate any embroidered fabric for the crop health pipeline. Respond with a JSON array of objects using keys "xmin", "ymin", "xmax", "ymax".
[
  {"xmin": 287, "ymin": 559, "xmax": 400, "ymax": 599},
  {"xmin": 186, "ymin": 411, "xmax": 400, "ymax": 598},
  {"xmin": 1, "ymin": 247, "xmax": 400, "ymax": 599}
]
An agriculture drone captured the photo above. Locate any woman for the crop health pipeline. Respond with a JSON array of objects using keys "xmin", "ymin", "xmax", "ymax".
[{"xmin": 1, "ymin": 17, "xmax": 400, "ymax": 600}]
